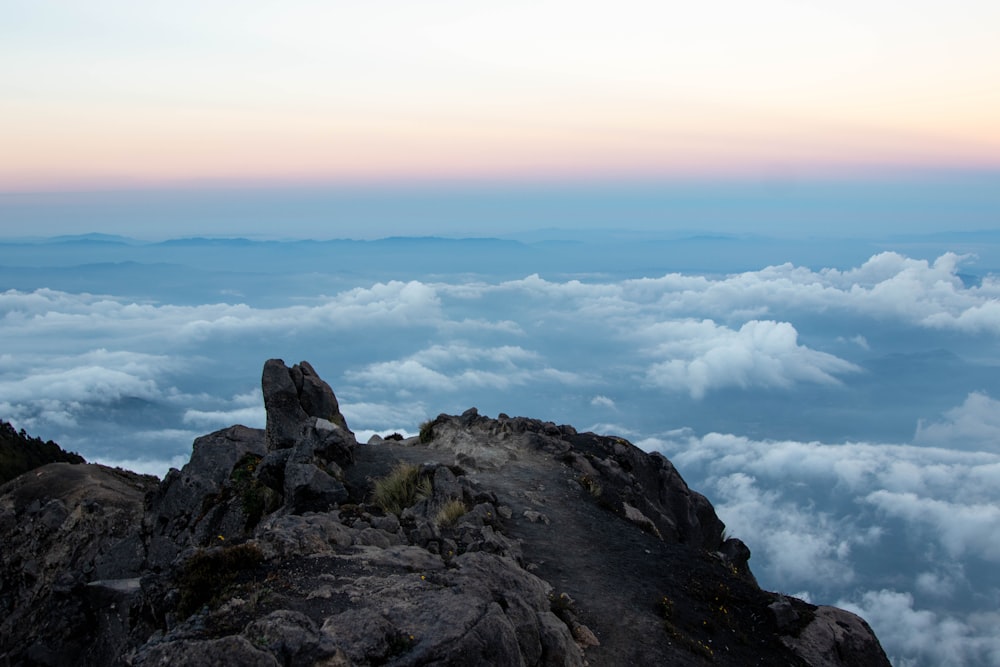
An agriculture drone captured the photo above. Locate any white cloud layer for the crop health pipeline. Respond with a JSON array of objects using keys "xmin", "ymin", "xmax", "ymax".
[
  {"xmin": 644, "ymin": 405, "xmax": 1000, "ymax": 667},
  {"xmin": 344, "ymin": 343, "xmax": 583, "ymax": 392},
  {"xmin": 653, "ymin": 430, "xmax": 1000, "ymax": 563},
  {"xmin": 4, "ymin": 250, "xmax": 1000, "ymax": 666},
  {"xmin": 839, "ymin": 590, "xmax": 1000, "ymax": 667}
]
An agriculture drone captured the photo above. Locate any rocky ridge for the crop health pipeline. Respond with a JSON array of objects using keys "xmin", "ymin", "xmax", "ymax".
[{"xmin": 0, "ymin": 359, "xmax": 892, "ymax": 666}]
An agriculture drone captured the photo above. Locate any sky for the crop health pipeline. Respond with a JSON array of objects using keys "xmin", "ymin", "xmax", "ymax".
[
  {"xmin": 3, "ymin": 0, "xmax": 1000, "ymax": 191},
  {"xmin": 3, "ymin": 2, "xmax": 1000, "ymax": 665}
]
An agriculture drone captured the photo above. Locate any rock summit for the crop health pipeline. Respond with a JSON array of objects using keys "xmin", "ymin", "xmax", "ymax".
[{"xmin": 0, "ymin": 359, "xmax": 891, "ymax": 666}]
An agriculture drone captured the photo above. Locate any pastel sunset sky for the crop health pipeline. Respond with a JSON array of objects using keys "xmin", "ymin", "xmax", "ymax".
[{"xmin": 3, "ymin": 0, "xmax": 1000, "ymax": 191}]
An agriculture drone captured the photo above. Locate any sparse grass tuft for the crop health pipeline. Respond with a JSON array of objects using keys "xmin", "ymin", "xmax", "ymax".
[
  {"xmin": 418, "ymin": 420, "xmax": 435, "ymax": 443},
  {"xmin": 434, "ymin": 498, "xmax": 467, "ymax": 527},
  {"xmin": 373, "ymin": 463, "xmax": 433, "ymax": 515}
]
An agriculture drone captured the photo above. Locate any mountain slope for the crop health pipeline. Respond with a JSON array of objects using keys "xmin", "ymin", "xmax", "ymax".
[{"xmin": 0, "ymin": 360, "xmax": 890, "ymax": 666}]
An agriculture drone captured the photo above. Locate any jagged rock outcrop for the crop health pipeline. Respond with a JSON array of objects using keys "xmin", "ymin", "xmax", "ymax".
[
  {"xmin": 259, "ymin": 359, "xmax": 355, "ymax": 515},
  {"xmin": 0, "ymin": 359, "xmax": 891, "ymax": 667},
  {"xmin": 262, "ymin": 359, "xmax": 352, "ymax": 450}
]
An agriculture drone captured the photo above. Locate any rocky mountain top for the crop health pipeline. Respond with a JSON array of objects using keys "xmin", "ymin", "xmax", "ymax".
[{"xmin": 0, "ymin": 359, "xmax": 892, "ymax": 666}]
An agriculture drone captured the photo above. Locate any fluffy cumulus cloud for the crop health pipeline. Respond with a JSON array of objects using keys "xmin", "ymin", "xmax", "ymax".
[
  {"xmin": 692, "ymin": 252, "xmax": 1000, "ymax": 333},
  {"xmin": 639, "ymin": 319, "xmax": 859, "ymax": 399},
  {"xmin": 0, "ymin": 282, "xmax": 451, "ymax": 439},
  {"xmin": 708, "ymin": 471, "xmax": 859, "ymax": 584},
  {"xmin": 590, "ymin": 395, "xmax": 616, "ymax": 409},
  {"xmin": 915, "ymin": 392, "xmax": 1000, "ymax": 451},
  {"xmin": 839, "ymin": 590, "xmax": 1000, "ymax": 667},
  {"xmin": 863, "ymin": 491, "xmax": 1000, "ymax": 561}
]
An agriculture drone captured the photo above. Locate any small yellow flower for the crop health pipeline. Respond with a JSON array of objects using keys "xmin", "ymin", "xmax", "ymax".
[
  {"xmin": 218, "ymin": 535, "xmax": 225, "ymax": 541},
  {"xmin": 420, "ymin": 575, "xmax": 426, "ymax": 580}
]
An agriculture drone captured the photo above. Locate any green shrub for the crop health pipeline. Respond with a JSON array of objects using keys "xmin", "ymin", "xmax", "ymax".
[
  {"xmin": 372, "ymin": 463, "xmax": 432, "ymax": 515},
  {"xmin": 434, "ymin": 499, "xmax": 467, "ymax": 527}
]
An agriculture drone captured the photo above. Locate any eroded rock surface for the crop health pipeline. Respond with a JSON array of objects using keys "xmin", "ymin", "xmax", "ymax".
[{"xmin": 0, "ymin": 359, "xmax": 891, "ymax": 667}]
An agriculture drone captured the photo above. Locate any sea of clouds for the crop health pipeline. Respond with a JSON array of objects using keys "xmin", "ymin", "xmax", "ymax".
[{"xmin": 2, "ymin": 241, "xmax": 999, "ymax": 666}]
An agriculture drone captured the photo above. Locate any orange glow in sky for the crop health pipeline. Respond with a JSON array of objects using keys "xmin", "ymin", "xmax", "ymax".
[{"xmin": 2, "ymin": 1, "xmax": 999, "ymax": 191}]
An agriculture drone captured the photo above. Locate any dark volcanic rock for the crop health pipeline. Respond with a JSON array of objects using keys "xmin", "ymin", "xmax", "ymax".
[
  {"xmin": 0, "ymin": 463, "xmax": 158, "ymax": 665},
  {"xmin": 259, "ymin": 359, "xmax": 355, "ymax": 514},
  {"xmin": 263, "ymin": 358, "xmax": 351, "ymax": 451},
  {"xmin": 782, "ymin": 606, "xmax": 892, "ymax": 667},
  {"xmin": 0, "ymin": 360, "xmax": 892, "ymax": 667},
  {"xmin": 144, "ymin": 424, "xmax": 268, "ymax": 568}
]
